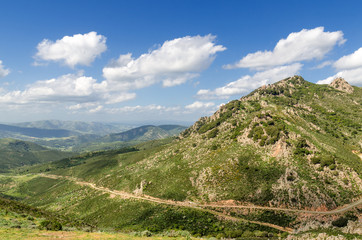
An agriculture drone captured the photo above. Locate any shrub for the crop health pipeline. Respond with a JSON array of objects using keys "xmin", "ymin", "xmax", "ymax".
[
  {"xmin": 207, "ymin": 128, "xmax": 218, "ymax": 139},
  {"xmin": 329, "ymin": 164, "xmax": 336, "ymax": 170},
  {"xmin": 210, "ymin": 145, "xmax": 218, "ymax": 150},
  {"xmin": 294, "ymin": 138, "xmax": 310, "ymax": 156},
  {"xmin": 321, "ymin": 157, "xmax": 335, "ymax": 167},
  {"xmin": 287, "ymin": 175, "xmax": 295, "ymax": 181},
  {"xmin": 332, "ymin": 217, "xmax": 349, "ymax": 227},
  {"xmin": 311, "ymin": 156, "xmax": 321, "ymax": 164},
  {"xmin": 40, "ymin": 220, "xmax": 62, "ymax": 231}
]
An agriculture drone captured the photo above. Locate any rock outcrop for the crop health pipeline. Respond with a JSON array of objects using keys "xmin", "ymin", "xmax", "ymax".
[{"xmin": 329, "ymin": 77, "xmax": 354, "ymax": 93}]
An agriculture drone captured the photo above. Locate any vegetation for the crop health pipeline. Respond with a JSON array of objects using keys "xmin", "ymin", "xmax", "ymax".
[
  {"xmin": 0, "ymin": 138, "xmax": 74, "ymax": 172},
  {"xmin": 0, "ymin": 75, "xmax": 361, "ymax": 237}
]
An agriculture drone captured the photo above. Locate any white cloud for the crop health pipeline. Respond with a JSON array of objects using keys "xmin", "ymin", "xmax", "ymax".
[
  {"xmin": 89, "ymin": 105, "xmax": 103, "ymax": 113},
  {"xmin": 185, "ymin": 101, "xmax": 215, "ymax": 110},
  {"xmin": 198, "ymin": 63, "xmax": 302, "ymax": 99},
  {"xmin": 225, "ymin": 27, "xmax": 345, "ymax": 69},
  {"xmin": 333, "ymin": 47, "xmax": 362, "ymax": 70},
  {"xmin": 317, "ymin": 67, "xmax": 362, "ymax": 86},
  {"xmin": 318, "ymin": 47, "xmax": 362, "ymax": 86},
  {"xmin": 103, "ymin": 92, "xmax": 136, "ymax": 104},
  {"xmin": 35, "ymin": 32, "xmax": 107, "ymax": 68},
  {"xmin": 106, "ymin": 104, "xmax": 181, "ymax": 114},
  {"xmin": 0, "ymin": 60, "xmax": 10, "ymax": 78},
  {"xmin": 102, "ymin": 35, "xmax": 226, "ymax": 90},
  {"xmin": 0, "ymin": 72, "xmax": 135, "ymax": 106}
]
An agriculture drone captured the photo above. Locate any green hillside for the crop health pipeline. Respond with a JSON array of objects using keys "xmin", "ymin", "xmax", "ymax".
[
  {"xmin": 5, "ymin": 124, "xmax": 187, "ymax": 152},
  {"xmin": 69, "ymin": 125, "xmax": 187, "ymax": 152},
  {"xmin": 35, "ymin": 76, "xmax": 361, "ymax": 208},
  {"xmin": 101, "ymin": 125, "xmax": 187, "ymax": 142},
  {"xmin": 1, "ymin": 76, "xmax": 361, "ymax": 238},
  {"xmin": 0, "ymin": 139, "xmax": 74, "ymax": 172}
]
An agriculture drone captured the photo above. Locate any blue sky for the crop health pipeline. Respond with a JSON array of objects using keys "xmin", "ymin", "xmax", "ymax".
[{"xmin": 0, "ymin": 0, "xmax": 361, "ymax": 124}]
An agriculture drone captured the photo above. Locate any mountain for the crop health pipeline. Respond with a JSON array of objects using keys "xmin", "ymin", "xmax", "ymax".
[
  {"xmin": 12, "ymin": 120, "xmax": 134, "ymax": 136},
  {"xmin": 1, "ymin": 122, "xmax": 185, "ymax": 152},
  {"xmin": 1, "ymin": 76, "xmax": 361, "ymax": 238},
  {"xmin": 101, "ymin": 125, "xmax": 188, "ymax": 142},
  {"xmin": 0, "ymin": 124, "xmax": 78, "ymax": 139},
  {"xmin": 66, "ymin": 125, "xmax": 187, "ymax": 152},
  {"xmin": 0, "ymin": 138, "xmax": 74, "ymax": 172}
]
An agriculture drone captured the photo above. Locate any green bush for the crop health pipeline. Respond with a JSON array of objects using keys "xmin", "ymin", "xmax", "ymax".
[
  {"xmin": 321, "ymin": 157, "xmax": 335, "ymax": 167},
  {"xmin": 329, "ymin": 164, "xmax": 336, "ymax": 170},
  {"xmin": 287, "ymin": 175, "xmax": 295, "ymax": 181},
  {"xmin": 311, "ymin": 156, "xmax": 321, "ymax": 164},
  {"xmin": 207, "ymin": 128, "xmax": 219, "ymax": 139},
  {"xmin": 210, "ymin": 145, "xmax": 219, "ymax": 150},
  {"xmin": 40, "ymin": 220, "xmax": 62, "ymax": 231}
]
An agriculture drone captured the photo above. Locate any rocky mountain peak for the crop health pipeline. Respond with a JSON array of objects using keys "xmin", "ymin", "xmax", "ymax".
[{"xmin": 329, "ymin": 77, "xmax": 354, "ymax": 93}]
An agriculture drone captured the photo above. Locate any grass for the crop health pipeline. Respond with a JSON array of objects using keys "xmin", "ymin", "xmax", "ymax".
[
  {"xmin": 0, "ymin": 228, "xmax": 195, "ymax": 240},
  {"xmin": 0, "ymin": 175, "xmax": 281, "ymax": 237}
]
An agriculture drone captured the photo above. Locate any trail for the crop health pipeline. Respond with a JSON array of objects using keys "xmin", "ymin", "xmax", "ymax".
[
  {"xmin": 39, "ymin": 174, "xmax": 362, "ymax": 233},
  {"xmin": 202, "ymin": 198, "xmax": 362, "ymax": 215},
  {"xmin": 40, "ymin": 174, "xmax": 293, "ymax": 233}
]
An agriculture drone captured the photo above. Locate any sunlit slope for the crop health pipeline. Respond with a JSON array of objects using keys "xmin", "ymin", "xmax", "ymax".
[{"xmin": 21, "ymin": 76, "xmax": 362, "ymax": 210}]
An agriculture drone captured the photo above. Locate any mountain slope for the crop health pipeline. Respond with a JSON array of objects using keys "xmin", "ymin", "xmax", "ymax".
[
  {"xmin": 0, "ymin": 139, "xmax": 74, "ymax": 171},
  {"xmin": 101, "ymin": 125, "xmax": 187, "ymax": 142},
  {"xmin": 38, "ymin": 76, "xmax": 361, "ymax": 208}
]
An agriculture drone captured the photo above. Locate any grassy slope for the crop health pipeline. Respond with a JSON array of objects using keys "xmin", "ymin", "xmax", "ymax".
[
  {"xmin": 0, "ymin": 139, "xmax": 74, "ymax": 172},
  {"xmin": 24, "ymin": 77, "xmax": 360, "ymax": 209},
  {"xmin": 0, "ymin": 228, "xmax": 195, "ymax": 240}
]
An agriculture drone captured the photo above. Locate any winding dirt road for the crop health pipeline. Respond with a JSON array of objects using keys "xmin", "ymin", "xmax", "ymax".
[{"xmin": 39, "ymin": 174, "xmax": 362, "ymax": 233}]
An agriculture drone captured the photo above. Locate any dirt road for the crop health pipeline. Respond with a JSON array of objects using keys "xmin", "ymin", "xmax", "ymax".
[{"xmin": 40, "ymin": 174, "xmax": 362, "ymax": 233}]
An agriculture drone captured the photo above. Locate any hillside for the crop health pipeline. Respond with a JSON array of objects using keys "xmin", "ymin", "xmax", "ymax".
[
  {"xmin": 101, "ymin": 125, "xmax": 187, "ymax": 142},
  {"xmin": 0, "ymin": 124, "xmax": 186, "ymax": 152},
  {"xmin": 1, "ymin": 76, "xmax": 361, "ymax": 238},
  {"xmin": 48, "ymin": 76, "xmax": 361, "ymax": 209},
  {"xmin": 0, "ymin": 139, "xmax": 74, "ymax": 172}
]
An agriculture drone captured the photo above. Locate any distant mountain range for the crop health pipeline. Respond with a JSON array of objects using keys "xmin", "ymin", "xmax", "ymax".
[
  {"xmin": 10, "ymin": 120, "xmax": 134, "ymax": 135},
  {"xmin": 101, "ymin": 125, "xmax": 188, "ymax": 142},
  {"xmin": 0, "ymin": 120, "xmax": 188, "ymax": 152},
  {"xmin": 0, "ymin": 123, "xmax": 78, "ymax": 139}
]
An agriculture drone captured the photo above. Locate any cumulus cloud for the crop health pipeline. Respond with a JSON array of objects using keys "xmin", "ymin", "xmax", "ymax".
[
  {"xmin": 225, "ymin": 27, "xmax": 345, "ymax": 69},
  {"xmin": 103, "ymin": 35, "xmax": 226, "ymax": 90},
  {"xmin": 106, "ymin": 104, "xmax": 181, "ymax": 114},
  {"xmin": 333, "ymin": 47, "xmax": 362, "ymax": 70},
  {"xmin": 0, "ymin": 60, "xmax": 10, "ymax": 78},
  {"xmin": 317, "ymin": 67, "xmax": 362, "ymax": 86},
  {"xmin": 0, "ymin": 72, "xmax": 135, "ymax": 106},
  {"xmin": 185, "ymin": 101, "xmax": 215, "ymax": 110},
  {"xmin": 35, "ymin": 32, "xmax": 107, "ymax": 68},
  {"xmin": 198, "ymin": 63, "xmax": 302, "ymax": 99},
  {"xmin": 318, "ymin": 47, "xmax": 362, "ymax": 86}
]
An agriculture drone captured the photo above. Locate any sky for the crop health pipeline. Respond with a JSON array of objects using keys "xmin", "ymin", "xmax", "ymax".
[{"xmin": 0, "ymin": 0, "xmax": 361, "ymax": 124}]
